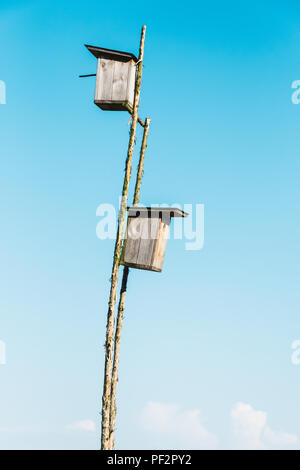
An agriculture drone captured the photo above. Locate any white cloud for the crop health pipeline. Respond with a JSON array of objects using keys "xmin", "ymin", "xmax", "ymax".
[
  {"xmin": 231, "ymin": 402, "xmax": 267, "ymax": 449},
  {"xmin": 140, "ymin": 401, "xmax": 299, "ymax": 450},
  {"xmin": 264, "ymin": 426, "xmax": 298, "ymax": 447},
  {"xmin": 231, "ymin": 402, "xmax": 299, "ymax": 450},
  {"xmin": 140, "ymin": 401, "xmax": 218, "ymax": 450},
  {"xmin": 66, "ymin": 419, "xmax": 96, "ymax": 432}
]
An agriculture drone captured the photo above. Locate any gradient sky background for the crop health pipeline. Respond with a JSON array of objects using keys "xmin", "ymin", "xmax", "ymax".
[{"xmin": 1, "ymin": 0, "xmax": 300, "ymax": 450}]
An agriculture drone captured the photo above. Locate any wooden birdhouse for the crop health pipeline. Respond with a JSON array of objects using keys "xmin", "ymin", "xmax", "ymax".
[
  {"xmin": 121, "ymin": 207, "xmax": 188, "ymax": 272},
  {"xmin": 85, "ymin": 45, "xmax": 137, "ymax": 112}
]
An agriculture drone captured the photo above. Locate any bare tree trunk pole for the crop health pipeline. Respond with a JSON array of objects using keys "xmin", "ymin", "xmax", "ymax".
[
  {"xmin": 132, "ymin": 118, "xmax": 151, "ymax": 207},
  {"xmin": 101, "ymin": 25, "xmax": 146, "ymax": 451},
  {"xmin": 109, "ymin": 117, "xmax": 151, "ymax": 449}
]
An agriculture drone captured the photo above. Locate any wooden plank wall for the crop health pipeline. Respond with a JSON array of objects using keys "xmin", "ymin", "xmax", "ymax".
[
  {"xmin": 95, "ymin": 58, "xmax": 136, "ymax": 106},
  {"xmin": 122, "ymin": 217, "xmax": 169, "ymax": 272},
  {"xmin": 151, "ymin": 221, "xmax": 170, "ymax": 271},
  {"xmin": 95, "ymin": 58, "xmax": 114, "ymax": 101}
]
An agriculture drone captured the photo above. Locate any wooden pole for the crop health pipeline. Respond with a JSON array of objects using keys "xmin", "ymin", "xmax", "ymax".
[
  {"xmin": 133, "ymin": 118, "xmax": 151, "ymax": 206},
  {"xmin": 109, "ymin": 118, "xmax": 151, "ymax": 449},
  {"xmin": 101, "ymin": 26, "xmax": 146, "ymax": 451}
]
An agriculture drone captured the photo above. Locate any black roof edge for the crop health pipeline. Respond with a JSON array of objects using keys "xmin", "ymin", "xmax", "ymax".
[
  {"xmin": 85, "ymin": 44, "xmax": 138, "ymax": 63},
  {"xmin": 127, "ymin": 207, "xmax": 189, "ymax": 218}
]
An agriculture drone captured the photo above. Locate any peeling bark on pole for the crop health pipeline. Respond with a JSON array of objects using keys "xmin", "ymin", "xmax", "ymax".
[
  {"xmin": 108, "ymin": 265, "xmax": 129, "ymax": 450},
  {"xmin": 101, "ymin": 25, "xmax": 146, "ymax": 451},
  {"xmin": 109, "ymin": 118, "xmax": 151, "ymax": 449},
  {"xmin": 133, "ymin": 118, "xmax": 150, "ymax": 206}
]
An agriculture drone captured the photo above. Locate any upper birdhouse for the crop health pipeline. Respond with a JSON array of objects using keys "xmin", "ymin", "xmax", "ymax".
[
  {"xmin": 121, "ymin": 207, "xmax": 188, "ymax": 273},
  {"xmin": 85, "ymin": 45, "xmax": 137, "ymax": 112}
]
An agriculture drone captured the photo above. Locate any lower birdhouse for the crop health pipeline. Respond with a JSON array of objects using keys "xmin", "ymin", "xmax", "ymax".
[
  {"xmin": 85, "ymin": 45, "xmax": 137, "ymax": 111},
  {"xmin": 121, "ymin": 207, "xmax": 188, "ymax": 272}
]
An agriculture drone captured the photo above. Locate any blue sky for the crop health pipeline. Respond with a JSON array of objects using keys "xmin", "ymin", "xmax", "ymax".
[{"xmin": 1, "ymin": 0, "xmax": 300, "ymax": 450}]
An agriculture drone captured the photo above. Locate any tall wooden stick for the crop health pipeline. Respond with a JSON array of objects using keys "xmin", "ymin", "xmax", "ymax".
[
  {"xmin": 132, "ymin": 118, "xmax": 151, "ymax": 207},
  {"xmin": 109, "ymin": 118, "xmax": 151, "ymax": 449},
  {"xmin": 101, "ymin": 26, "xmax": 146, "ymax": 451}
]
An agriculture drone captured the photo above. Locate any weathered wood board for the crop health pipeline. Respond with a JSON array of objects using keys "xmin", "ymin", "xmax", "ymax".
[
  {"xmin": 94, "ymin": 58, "xmax": 136, "ymax": 111},
  {"xmin": 151, "ymin": 220, "xmax": 170, "ymax": 271}
]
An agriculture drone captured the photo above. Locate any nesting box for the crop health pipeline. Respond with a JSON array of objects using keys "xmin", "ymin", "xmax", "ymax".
[
  {"xmin": 85, "ymin": 45, "xmax": 137, "ymax": 111},
  {"xmin": 121, "ymin": 207, "xmax": 188, "ymax": 272}
]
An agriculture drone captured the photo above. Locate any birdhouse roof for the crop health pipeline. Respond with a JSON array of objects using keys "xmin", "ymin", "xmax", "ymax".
[
  {"xmin": 85, "ymin": 44, "xmax": 138, "ymax": 63},
  {"xmin": 127, "ymin": 207, "xmax": 188, "ymax": 218}
]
